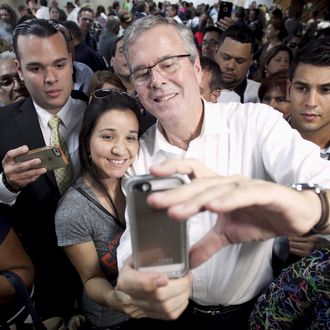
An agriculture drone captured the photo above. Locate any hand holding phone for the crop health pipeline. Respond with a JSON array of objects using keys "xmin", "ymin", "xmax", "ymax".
[
  {"xmin": 125, "ymin": 175, "xmax": 188, "ymax": 278},
  {"xmin": 14, "ymin": 145, "xmax": 68, "ymax": 171}
]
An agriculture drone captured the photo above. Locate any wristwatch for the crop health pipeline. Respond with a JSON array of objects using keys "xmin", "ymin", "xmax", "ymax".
[
  {"xmin": 291, "ymin": 183, "xmax": 329, "ymax": 233},
  {"xmin": 2, "ymin": 173, "xmax": 20, "ymax": 194}
]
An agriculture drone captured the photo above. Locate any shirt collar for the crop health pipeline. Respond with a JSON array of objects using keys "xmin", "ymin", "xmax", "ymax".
[
  {"xmin": 150, "ymin": 98, "xmax": 229, "ymax": 155},
  {"xmin": 34, "ymin": 97, "xmax": 73, "ymax": 129},
  {"xmin": 321, "ymin": 144, "xmax": 330, "ymax": 160}
]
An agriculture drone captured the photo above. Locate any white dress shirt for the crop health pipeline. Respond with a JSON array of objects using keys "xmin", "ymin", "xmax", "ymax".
[
  {"xmin": 117, "ymin": 100, "xmax": 330, "ymax": 306},
  {"xmin": 0, "ymin": 97, "xmax": 85, "ymax": 205}
]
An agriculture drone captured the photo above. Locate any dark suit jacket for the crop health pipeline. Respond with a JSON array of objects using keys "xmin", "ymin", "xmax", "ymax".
[{"xmin": 0, "ymin": 96, "xmax": 83, "ymax": 319}]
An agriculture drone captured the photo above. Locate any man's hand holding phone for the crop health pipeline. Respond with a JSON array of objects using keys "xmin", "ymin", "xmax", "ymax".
[
  {"xmin": 117, "ymin": 257, "xmax": 192, "ymax": 320},
  {"xmin": 2, "ymin": 145, "xmax": 48, "ymax": 192}
]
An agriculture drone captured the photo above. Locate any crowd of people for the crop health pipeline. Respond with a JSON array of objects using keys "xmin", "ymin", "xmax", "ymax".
[{"xmin": 0, "ymin": 0, "xmax": 329, "ymax": 329}]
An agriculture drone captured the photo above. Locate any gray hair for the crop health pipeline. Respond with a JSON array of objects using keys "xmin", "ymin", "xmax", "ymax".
[
  {"xmin": 0, "ymin": 51, "xmax": 16, "ymax": 60},
  {"xmin": 123, "ymin": 15, "xmax": 198, "ymax": 73}
]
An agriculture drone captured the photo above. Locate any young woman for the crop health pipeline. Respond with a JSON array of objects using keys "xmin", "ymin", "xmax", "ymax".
[{"xmin": 55, "ymin": 90, "xmax": 143, "ymax": 329}]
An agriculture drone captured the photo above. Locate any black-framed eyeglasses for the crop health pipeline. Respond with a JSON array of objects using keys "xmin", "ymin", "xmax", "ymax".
[
  {"xmin": 0, "ymin": 73, "xmax": 21, "ymax": 88},
  {"xmin": 201, "ymin": 39, "xmax": 219, "ymax": 47},
  {"xmin": 129, "ymin": 54, "xmax": 191, "ymax": 86}
]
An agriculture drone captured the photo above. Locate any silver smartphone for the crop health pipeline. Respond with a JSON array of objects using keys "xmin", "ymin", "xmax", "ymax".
[{"xmin": 125, "ymin": 175, "xmax": 188, "ymax": 278}]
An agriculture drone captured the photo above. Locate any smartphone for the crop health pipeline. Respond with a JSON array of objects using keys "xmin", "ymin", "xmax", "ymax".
[
  {"xmin": 125, "ymin": 175, "xmax": 188, "ymax": 278},
  {"xmin": 15, "ymin": 145, "xmax": 68, "ymax": 171},
  {"xmin": 217, "ymin": 1, "xmax": 233, "ymax": 21}
]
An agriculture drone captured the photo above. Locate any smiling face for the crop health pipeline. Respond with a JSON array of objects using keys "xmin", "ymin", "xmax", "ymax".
[
  {"xmin": 16, "ymin": 33, "xmax": 73, "ymax": 114},
  {"xmin": 127, "ymin": 24, "xmax": 203, "ymax": 126},
  {"xmin": 89, "ymin": 109, "xmax": 139, "ymax": 181},
  {"xmin": 288, "ymin": 63, "xmax": 330, "ymax": 142}
]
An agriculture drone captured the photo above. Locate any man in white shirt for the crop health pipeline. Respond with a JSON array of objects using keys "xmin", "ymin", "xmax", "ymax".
[
  {"xmin": 115, "ymin": 16, "xmax": 330, "ymax": 329},
  {"xmin": 0, "ymin": 19, "xmax": 86, "ymax": 321},
  {"xmin": 35, "ymin": 0, "xmax": 50, "ymax": 19}
]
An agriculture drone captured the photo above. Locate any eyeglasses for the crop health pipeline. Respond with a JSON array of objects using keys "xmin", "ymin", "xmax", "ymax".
[
  {"xmin": 0, "ymin": 74, "xmax": 21, "ymax": 88},
  {"xmin": 201, "ymin": 39, "xmax": 219, "ymax": 47},
  {"xmin": 89, "ymin": 88, "xmax": 136, "ymax": 104},
  {"xmin": 129, "ymin": 54, "xmax": 191, "ymax": 86}
]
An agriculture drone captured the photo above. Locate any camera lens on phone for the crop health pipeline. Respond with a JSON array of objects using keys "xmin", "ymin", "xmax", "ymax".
[
  {"xmin": 53, "ymin": 148, "xmax": 61, "ymax": 157},
  {"xmin": 141, "ymin": 183, "xmax": 151, "ymax": 192}
]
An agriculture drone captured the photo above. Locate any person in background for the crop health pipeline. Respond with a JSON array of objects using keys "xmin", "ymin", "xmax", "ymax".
[
  {"xmin": 0, "ymin": 51, "xmax": 29, "ymax": 107},
  {"xmin": 201, "ymin": 26, "xmax": 222, "ymax": 61},
  {"xmin": 62, "ymin": 20, "xmax": 107, "ymax": 72},
  {"xmin": 255, "ymin": 44, "xmax": 293, "ymax": 82},
  {"xmin": 285, "ymin": 37, "xmax": 330, "ymax": 257},
  {"xmin": 98, "ymin": 15, "xmax": 121, "ymax": 67},
  {"xmin": 286, "ymin": 33, "xmax": 302, "ymax": 56},
  {"xmin": 95, "ymin": 5, "xmax": 107, "ymax": 28},
  {"xmin": 65, "ymin": 1, "xmax": 78, "ymax": 24},
  {"xmin": 55, "ymin": 90, "xmax": 143, "ymax": 329},
  {"xmin": 0, "ymin": 4, "xmax": 18, "ymax": 38},
  {"xmin": 26, "ymin": 0, "xmax": 38, "ymax": 16},
  {"xmin": 199, "ymin": 56, "xmax": 221, "ymax": 103},
  {"xmin": 50, "ymin": 0, "xmax": 67, "ymax": 22},
  {"xmin": 49, "ymin": 5, "xmax": 61, "ymax": 22},
  {"xmin": 0, "ymin": 18, "xmax": 86, "ymax": 323},
  {"xmin": 111, "ymin": 36, "xmax": 134, "ymax": 93},
  {"xmin": 17, "ymin": 5, "xmax": 31, "ymax": 18},
  {"xmin": 87, "ymin": 70, "xmax": 126, "ymax": 97},
  {"xmin": 115, "ymin": 15, "xmax": 330, "ymax": 329},
  {"xmin": 215, "ymin": 24, "xmax": 260, "ymax": 103},
  {"xmin": 258, "ymin": 70, "xmax": 290, "ymax": 119},
  {"xmin": 77, "ymin": 6, "xmax": 97, "ymax": 51},
  {"xmin": 35, "ymin": 0, "xmax": 50, "ymax": 19}
]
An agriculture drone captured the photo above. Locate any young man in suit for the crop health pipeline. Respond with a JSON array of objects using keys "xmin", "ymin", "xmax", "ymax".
[{"xmin": 0, "ymin": 19, "xmax": 86, "ymax": 321}]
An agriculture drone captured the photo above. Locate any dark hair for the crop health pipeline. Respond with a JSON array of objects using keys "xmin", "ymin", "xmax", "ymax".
[
  {"xmin": 79, "ymin": 91, "xmax": 141, "ymax": 192},
  {"xmin": 61, "ymin": 20, "xmax": 82, "ymax": 41},
  {"xmin": 87, "ymin": 70, "xmax": 126, "ymax": 96},
  {"xmin": 204, "ymin": 26, "xmax": 222, "ymax": 40},
  {"xmin": 77, "ymin": 6, "xmax": 94, "ymax": 18},
  {"xmin": 258, "ymin": 70, "xmax": 288, "ymax": 101},
  {"xmin": 266, "ymin": 18, "xmax": 287, "ymax": 41},
  {"xmin": 289, "ymin": 38, "xmax": 330, "ymax": 80},
  {"xmin": 220, "ymin": 24, "xmax": 255, "ymax": 54},
  {"xmin": 255, "ymin": 44, "xmax": 293, "ymax": 82},
  {"xmin": 13, "ymin": 18, "xmax": 68, "ymax": 60},
  {"xmin": 111, "ymin": 35, "xmax": 123, "ymax": 58},
  {"xmin": 200, "ymin": 56, "xmax": 221, "ymax": 92}
]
